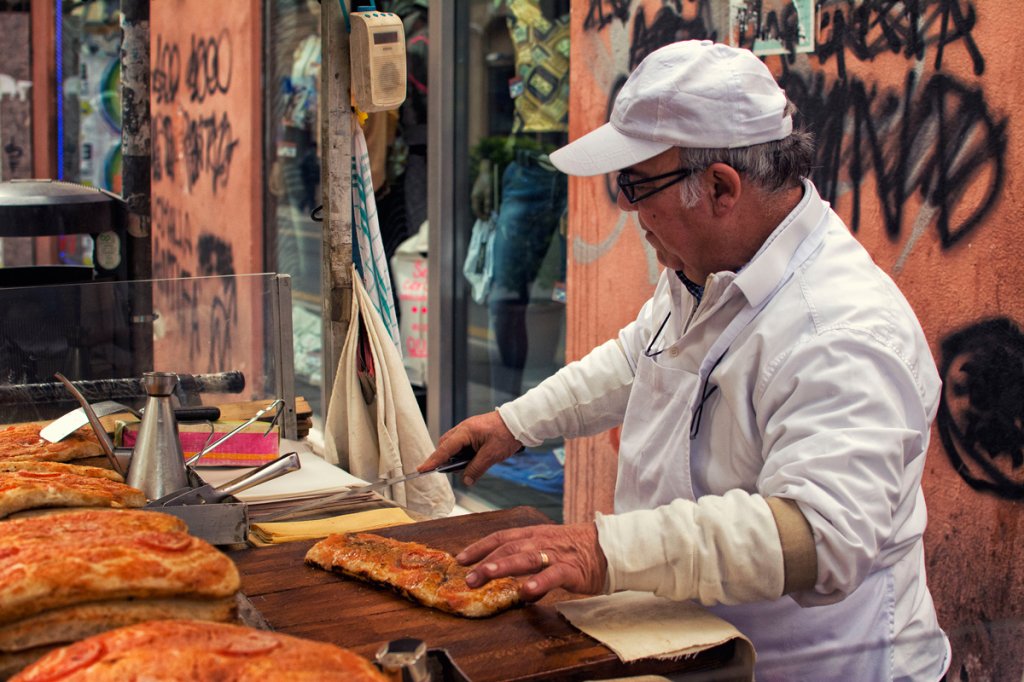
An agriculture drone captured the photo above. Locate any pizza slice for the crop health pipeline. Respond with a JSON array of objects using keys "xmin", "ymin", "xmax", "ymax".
[
  {"xmin": 0, "ymin": 471, "xmax": 145, "ymax": 520},
  {"xmin": 10, "ymin": 620, "xmax": 390, "ymax": 682},
  {"xmin": 0, "ymin": 510, "xmax": 241, "ymax": 626},
  {"xmin": 306, "ymin": 532, "xmax": 523, "ymax": 618},
  {"xmin": 0, "ymin": 425, "xmax": 102, "ymax": 464}
]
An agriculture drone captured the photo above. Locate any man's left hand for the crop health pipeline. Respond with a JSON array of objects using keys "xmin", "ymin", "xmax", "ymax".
[{"xmin": 457, "ymin": 523, "xmax": 608, "ymax": 602}]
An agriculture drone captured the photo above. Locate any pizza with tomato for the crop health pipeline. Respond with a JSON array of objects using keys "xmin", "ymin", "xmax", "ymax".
[
  {"xmin": 0, "ymin": 425, "xmax": 102, "ymax": 464},
  {"xmin": 0, "ymin": 462, "xmax": 123, "ymax": 483},
  {"xmin": 10, "ymin": 620, "xmax": 389, "ymax": 682},
  {"xmin": 0, "ymin": 512, "xmax": 241, "ymax": 679},
  {"xmin": 0, "ymin": 510, "xmax": 240, "ymax": 626},
  {"xmin": 0, "ymin": 470, "xmax": 145, "ymax": 519},
  {"xmin": 306, "ymin": 532, "xmax": 523, "ymax": 618}
]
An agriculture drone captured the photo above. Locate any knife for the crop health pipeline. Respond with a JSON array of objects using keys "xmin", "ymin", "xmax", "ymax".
[{"xmin": 254, "ymin": 446, "xmax": 477, "ymax": 523}]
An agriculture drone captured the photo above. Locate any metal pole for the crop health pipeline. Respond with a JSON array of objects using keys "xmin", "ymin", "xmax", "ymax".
[
  {"xmin": 319, "ymin": 0, "xmax": 354, "ymax": 414},
  {"xmin": 426, "ymin": 0, "xmax": 456, "ymax": 441},
  {"xmin": 121, "ymin": 0, "xmax": 153, "ymax": 376},
  {"xmin": 120, "ymin": 0, "xmax": 151, "ymax": 271}
]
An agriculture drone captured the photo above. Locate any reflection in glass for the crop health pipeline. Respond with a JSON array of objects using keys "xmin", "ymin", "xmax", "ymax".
[
  {"xmin": 453, "ymin": 0, "xmax": 570, "ymax": 521},
  {"xmin": 267, "ymin": 0, "xmax": 324, "ymax": 416}
]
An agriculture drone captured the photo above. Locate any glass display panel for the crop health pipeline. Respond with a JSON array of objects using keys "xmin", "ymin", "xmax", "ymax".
[{"xmin": 0, "ymin": 273, "xmax": 288, "ymax": 425}]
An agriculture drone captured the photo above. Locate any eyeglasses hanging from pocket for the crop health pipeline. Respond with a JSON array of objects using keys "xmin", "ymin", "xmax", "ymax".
[{"xmin": 691, "ymin": 351, "xmax": 727, "ymax": 440}]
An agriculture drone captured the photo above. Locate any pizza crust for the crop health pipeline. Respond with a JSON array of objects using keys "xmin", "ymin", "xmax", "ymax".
[
  {"xmin": 0, "ymin": 472, "xmax": 145, "ymax": 520},
  {"xmin": 0, "ymin": 510, "xmax": 240, "ymax": 626},
  {"xmin": 0, "ymin": 426, "xmax": 102, "ymax": 463},
  {"xmin": 0, "ymin": 462, "xmax": 123, "ymax": 483},
  {"xmin": 10, "ymin": 620, "xmax": 390, "ymax": 682},
  {"xmin": 0, "ymin": 644, "xmax": 59, "ymax": 682},
  {"xmin": 0, "ymin": 597, "xmax": 238, "ymax": 653}
]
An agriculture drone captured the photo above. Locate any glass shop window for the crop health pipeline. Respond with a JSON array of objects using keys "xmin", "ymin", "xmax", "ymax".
[
  {"xmin": 452, "ymin": 0, "xmax": 570, "ymax": 521},
  {"xmin": 265, "ymin": 0, "xmax": 429, "ymax": 423},
  {"xmin": 0, "ymin": 0, "xmax": 119, "ymax": 272},
  {"xmin": 266, "ymin": 0, "xmax": 324, "ymax": 418}
]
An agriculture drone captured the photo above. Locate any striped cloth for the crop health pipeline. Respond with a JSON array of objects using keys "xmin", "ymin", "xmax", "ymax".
[{"xmin": 352, "ymin": 122, "xmax": 402, "ymax": 357}]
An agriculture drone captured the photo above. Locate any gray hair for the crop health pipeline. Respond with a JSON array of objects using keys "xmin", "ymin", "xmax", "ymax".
[{"xmin": 677, "ymin": 101, "xmax": 815, "ymax": 208}]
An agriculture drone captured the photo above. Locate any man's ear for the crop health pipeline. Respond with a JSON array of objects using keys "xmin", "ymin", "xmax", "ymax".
[{"xmin": 705, "ymin": 163, "xmax": 742, "ymax": 216}]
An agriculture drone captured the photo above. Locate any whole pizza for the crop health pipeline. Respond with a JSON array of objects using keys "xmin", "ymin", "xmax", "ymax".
[
  {"xmin": 0, "ymin": 510, "xmax": 240, "ymax": 626},
  {"xmin": 10, "ymin": 620, "xmax": 390, "ymax": 682},
  {"xmin": 0, "ymin": 425, "xmax": 102, "ymax": 463},
  {"xmin": 0, "ymin": 512, "xmax": 241, "ymax": 679}
]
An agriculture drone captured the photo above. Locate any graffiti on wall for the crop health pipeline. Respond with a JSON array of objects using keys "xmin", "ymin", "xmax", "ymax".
[
  {"xmin": 780, "ymin": 0, "xmax": 1007, "ymax": 274},
  {"xmin": 574, "ymin": 0, "xmax": 1006, "ymax": 275},
  {"xmin": 937, "ymin": 317, "xmax": 1024, "ymax": 500},
  {"xmin": 149, "ymin": 0, "xmax": 259, "ymax": 385}
]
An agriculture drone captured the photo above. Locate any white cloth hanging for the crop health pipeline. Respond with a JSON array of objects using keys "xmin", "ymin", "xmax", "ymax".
[{"xmin": 324, "ymin": 264, "xmax": 454, "ymax": 518}]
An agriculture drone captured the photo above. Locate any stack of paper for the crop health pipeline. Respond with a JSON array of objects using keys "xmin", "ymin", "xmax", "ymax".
[
  {"xmin": 249, "ymin": 507, "xmax": 415, "ymax": 546},
  {"xmin": 197, "ymin": 448, "xmax": 370, "ymax": 506}
]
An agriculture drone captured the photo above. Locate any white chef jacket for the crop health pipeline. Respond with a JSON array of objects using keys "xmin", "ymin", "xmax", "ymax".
[{"xmin": 499, "ymin": 180, "xmax": 950, "ymax": 681}]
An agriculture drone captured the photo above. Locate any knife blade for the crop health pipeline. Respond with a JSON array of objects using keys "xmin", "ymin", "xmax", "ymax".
[{"xmin": 254, "ymin": 446, "xmax": 477, "ymax": 523}]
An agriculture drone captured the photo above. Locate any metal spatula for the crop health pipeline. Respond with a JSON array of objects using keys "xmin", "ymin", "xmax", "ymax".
[{"xmin": 40, "ymin": 402, "xmax": 221, "ymax": 443}]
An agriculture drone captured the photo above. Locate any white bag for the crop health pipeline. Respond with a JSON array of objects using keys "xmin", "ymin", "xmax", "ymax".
[
  {"xmin": 390, "ymin": 222, "xmax": 429, "ymax": 387},
  {"xmin": 324, "ymin": 264, "xmax": 454, "ymax": 518},
  {"xmin": 462, "ymin": 212, "xmax": 497, "ymax": 304}
]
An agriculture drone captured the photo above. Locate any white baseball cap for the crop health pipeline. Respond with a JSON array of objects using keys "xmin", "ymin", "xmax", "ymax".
[{"xmin": 550, "ymin": 40, "xmax": 792, "ymax": 177}]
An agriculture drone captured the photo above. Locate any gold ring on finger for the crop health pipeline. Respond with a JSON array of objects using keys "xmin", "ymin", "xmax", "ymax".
[{"xmin": 538, "ymin": 551, "xmax": 550, "ymax": 569}]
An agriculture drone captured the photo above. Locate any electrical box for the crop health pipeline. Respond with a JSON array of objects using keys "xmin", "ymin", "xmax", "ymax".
[{"xmin": 350, "ymin": 10, "xmax": 407, "ymax": 113}]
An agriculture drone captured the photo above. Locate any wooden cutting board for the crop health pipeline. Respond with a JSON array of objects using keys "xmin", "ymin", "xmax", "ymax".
[{"xmin": 230, "ymin": 506, "xmax": 734, "ymax": 682}]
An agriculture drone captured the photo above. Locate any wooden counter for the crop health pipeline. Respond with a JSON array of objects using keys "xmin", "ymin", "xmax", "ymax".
[{"xmin": 231, "ymin": 506, "xmax": 735, "ymax": 682}]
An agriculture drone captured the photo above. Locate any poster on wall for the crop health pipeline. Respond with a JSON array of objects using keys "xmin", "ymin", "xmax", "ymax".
[
  {"xmin": 79, "ymin": 29, "xmax": 122, "ymax": 193},
  {"xmin": 728, "ymin": 0, "xmax": 815, "ymax": 56}
]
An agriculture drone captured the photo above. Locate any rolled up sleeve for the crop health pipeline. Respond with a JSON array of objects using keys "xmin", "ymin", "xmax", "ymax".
[{"xmin": 754, "ymin": 329, "xmax": 935, "ymax": 605}]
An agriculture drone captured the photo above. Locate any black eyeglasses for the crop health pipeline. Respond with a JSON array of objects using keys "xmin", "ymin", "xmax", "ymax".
[{"xmin": 617, "ymin": 167, "xmax": 695, "ymax": 204}]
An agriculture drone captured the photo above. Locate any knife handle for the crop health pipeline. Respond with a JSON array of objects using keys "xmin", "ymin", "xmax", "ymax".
[
  {"xmin": 435, "ymin": 446, "xmax": 477, "ymax": 474},
  {"xmin": 174, "ymin": 406, "xmax": 221, "ymax": 422}
]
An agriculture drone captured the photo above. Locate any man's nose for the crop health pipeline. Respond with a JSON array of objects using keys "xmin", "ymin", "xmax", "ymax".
[{"xmin": 616, "ymin": 186, "xmax": 636, "ymax": 211}]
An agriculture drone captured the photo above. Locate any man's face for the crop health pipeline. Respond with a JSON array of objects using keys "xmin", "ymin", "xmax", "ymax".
[{"xmin": 616, "ymin": 148, "xmax": 711, "ymax": 280}]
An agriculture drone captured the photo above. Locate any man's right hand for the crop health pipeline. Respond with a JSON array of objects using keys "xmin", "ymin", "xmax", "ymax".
[{"xmin": 417, "ymin": 410, "xmax": 523, "ymax": 486}]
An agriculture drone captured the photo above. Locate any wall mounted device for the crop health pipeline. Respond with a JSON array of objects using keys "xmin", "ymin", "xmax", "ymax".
[{"xmin": 350, "ymin": 9, "xmax": 407, "ymax": 112}]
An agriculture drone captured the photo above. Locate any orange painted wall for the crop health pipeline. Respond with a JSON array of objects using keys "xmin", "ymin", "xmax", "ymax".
[
  {"xmin": 148, "ymin": 0, "xmax": 266, "ymax": 397},
  {"xmin": 564, "ymin": 1, "xmax": 1024, "ymax": 677}
]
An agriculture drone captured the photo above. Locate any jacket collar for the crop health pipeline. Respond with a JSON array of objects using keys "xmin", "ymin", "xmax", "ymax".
[{"xmin": 731, "ymin": 179, "xmax": 826, "ymax": 308}]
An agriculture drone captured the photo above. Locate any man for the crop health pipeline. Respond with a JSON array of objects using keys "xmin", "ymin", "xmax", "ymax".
[{"xmin": 420, "ymin": 40, "xmax": 950, "ymax": 680}]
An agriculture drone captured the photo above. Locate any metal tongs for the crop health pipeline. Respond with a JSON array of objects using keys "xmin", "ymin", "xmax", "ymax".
[
  {"xmin": 185, "ymin": 399, "xmax": 285, "ymax": 467},
  {"xmin": 147, "ymin": 452, "xmax": 301, "ymax": 508},
  {"xmin": 255, "ymin": 446, "xmax": 477, "ymax": 523}
]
